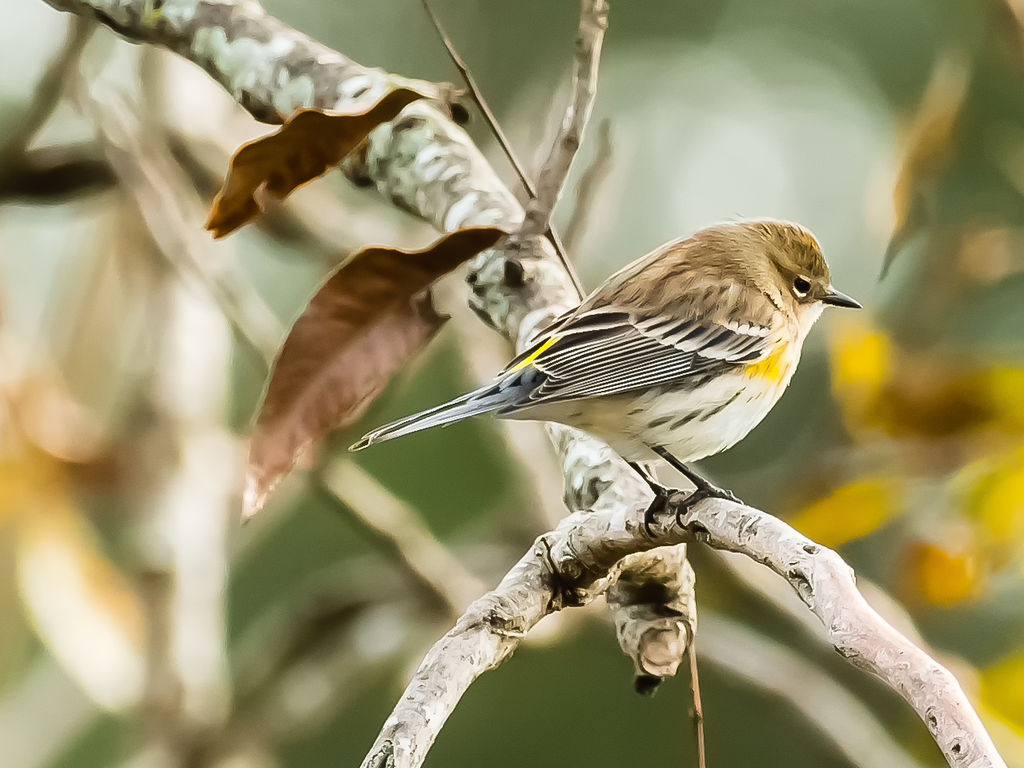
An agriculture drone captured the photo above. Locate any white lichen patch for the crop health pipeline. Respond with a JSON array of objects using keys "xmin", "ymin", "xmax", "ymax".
[
  {"xmin": 192, "ymin": 25, "xmax": 296, "ymax": 106},
  {"xmin": 337, "ymin": 73, "xmax": 373, "ymax": 103},
  {"xmin": 416, "ymin": 147, "xmax": 449, "ymax": 184},
  {"xmin": 94, "ymin": 0, "xmax": 138, "ymax": 25},
  {"xmin": 442, "ymin": 192, "xmax": 481, "ymax": 232},
  {"xmin": 156, "ymin": 0, "xmax": 201, "ymax": 31},
  {"xmin": 271, "ymin": 73, "xmax": 314, "ymax": 116}
]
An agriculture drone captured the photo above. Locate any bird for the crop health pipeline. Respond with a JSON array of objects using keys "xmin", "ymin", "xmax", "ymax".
[{"xmin": 351, "ymin": 219, "xmax": 860, "ymax": 506}]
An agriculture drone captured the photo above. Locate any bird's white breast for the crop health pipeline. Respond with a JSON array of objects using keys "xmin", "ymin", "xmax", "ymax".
[{"xmin": 551, "ymin": 351, "xmax": 798, "ymax": 465}]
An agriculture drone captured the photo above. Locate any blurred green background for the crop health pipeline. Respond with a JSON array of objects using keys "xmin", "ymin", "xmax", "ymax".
[{"xmin": 1, "ymin": 0, "xmax": 1024, "ymax": 767}]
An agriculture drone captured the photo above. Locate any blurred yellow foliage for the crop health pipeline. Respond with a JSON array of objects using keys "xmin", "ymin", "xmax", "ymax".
[
  {"xmin": 830, "ymin": 316, "xmax": 1024, "ymax": 443},
  {"xmin": 0, "ymin": 450, "xmax": 145, "ymax": 711},
  {"xmin": 981, "ymin": 653, "xmax": 1024, "ymax": 733},
  {"xmin": 899, "ymin": 539, "xmax": 984, "ymax": 608},
  {"xmin": 789, "ymin": 476, "xmax": 903, "ymax": 548},
  {"xmin": 829, "ymin": 317, "xmax": 893, "ymax": 438},
  {"xmin": 0, "ymin": 449, "xmax": 61, "ymax": 528},
  {"xmin": 963, "ymin": 446, "xmax": 1024, "ymax": 568},
  {"xmin": 986, "ymin": 368, "xmax": 1024, "ymax": 431}
]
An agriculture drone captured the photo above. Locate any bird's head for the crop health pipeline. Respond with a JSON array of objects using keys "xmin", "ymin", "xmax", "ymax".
[
  {"xmin": 703, "ymin": 220, "xmax": 861, "ymax": 333},
  {"xmin": 755, "ymin": 219, "xmax": 860, "ymax": 307}
]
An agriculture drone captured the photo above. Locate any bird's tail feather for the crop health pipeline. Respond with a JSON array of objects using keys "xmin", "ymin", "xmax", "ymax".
[{"xmin": 349, "ymin": 384, "xmax": 511, "ymax": 451}]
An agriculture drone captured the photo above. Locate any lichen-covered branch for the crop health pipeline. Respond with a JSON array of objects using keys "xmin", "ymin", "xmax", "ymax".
[{"xmin": 41, "ymin": 0, "xmax": 453, "ymax": 123}]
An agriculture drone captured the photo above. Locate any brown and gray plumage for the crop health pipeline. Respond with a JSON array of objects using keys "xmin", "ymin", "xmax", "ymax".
[{"xmin": 351, "ymin": 220, "xmax": 860, "ymax": 468}]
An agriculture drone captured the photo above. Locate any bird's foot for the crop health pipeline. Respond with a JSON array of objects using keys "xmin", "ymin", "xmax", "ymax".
[
  {"xmin": 642, "ymin": 475, "xmax": 742, "ymax": 535},
  {"xmin": 642, "ymin": 488, "xmax": 670, "ymax": 537},
  {"xmin": 681, "ymin": 471, "xmax": 742, "ymax": 507}
]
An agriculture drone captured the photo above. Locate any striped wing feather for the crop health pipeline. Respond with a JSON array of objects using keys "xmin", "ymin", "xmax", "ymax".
[{"xmin": 500, "ymin": 308, "xmax": 773, "ymax": 406}]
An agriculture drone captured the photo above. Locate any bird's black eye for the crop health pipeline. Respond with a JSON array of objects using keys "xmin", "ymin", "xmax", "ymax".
[{"xmin": 792, "ymin": 276, "xmax": 811, "ymax": 297}]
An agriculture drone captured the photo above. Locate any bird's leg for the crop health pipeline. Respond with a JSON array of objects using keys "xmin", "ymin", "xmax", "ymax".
[
  {"xmin": 627, "ymin": 460, "xmax": 661, "ymax": 492},
  {"xmin": 628, "ymin": 461, "xmax": 669, "ymax": 537},
  {"xmin": 648, "ymin": 446, "xmax": 742, "ymax": 526}
]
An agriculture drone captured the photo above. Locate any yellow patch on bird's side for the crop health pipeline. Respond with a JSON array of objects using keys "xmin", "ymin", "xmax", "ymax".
[
  {"xmin": 744, "ymin": 345, "xmax": 792, "ymax": 384},
  {"xmin": 510, "ymin": 336, "xmax": 560, "ymax": 371}
]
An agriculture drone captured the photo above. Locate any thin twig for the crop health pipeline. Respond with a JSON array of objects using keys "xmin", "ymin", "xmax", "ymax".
[
  {"xmin": 418, "ymin": 0, "xmax": 534, "ymax": 201},
  {"xmin": 546, "ymin": 228, "xmax": 581, "ymax": 296},
  {"xmin": 0, "ymin": 144, "xmax": 114, "ymax": 201},
  {"xmin": 518, "ymin": 0, "xmax": 608, "ymax": 243},
  {"xmin": 315, "ymin": 457, "xmax": 484, "ymax": 619},
  {"xmin": 699, "ymin": 612, "xmax": 928, "ymax": 768},
  {"xmin": 419, "ymin": 0, "xmax": 587, "ymax": 298},
  {"xmin": 78, "ymin": 87, "xmax": 283, "ymax": 366},
  {"xmin": 687, "ymin": 639, "xmax": 707, "ymax": 768},
  {"xmin": 0, "ymin": 16, "xmax": 94, "ymax": 165}
]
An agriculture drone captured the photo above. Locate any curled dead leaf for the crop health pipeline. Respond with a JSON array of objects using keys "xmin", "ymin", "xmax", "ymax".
[
  {"xmin": 244, "ymin": 226, "xmax": 506, "ymax": 519},
  {"xmin": 206, "ymin": 88, "xmax": 426, "ymax": 238}
]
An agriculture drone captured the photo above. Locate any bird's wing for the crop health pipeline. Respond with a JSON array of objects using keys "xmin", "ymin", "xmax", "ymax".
[{"xmin": 497, "ymin": 307, "xmax": 778, "ymax": 407}]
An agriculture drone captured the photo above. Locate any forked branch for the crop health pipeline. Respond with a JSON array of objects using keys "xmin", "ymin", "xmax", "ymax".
[{"xmin": 360, "ymin": 492, "xmax": 1004, "ymax": 768}]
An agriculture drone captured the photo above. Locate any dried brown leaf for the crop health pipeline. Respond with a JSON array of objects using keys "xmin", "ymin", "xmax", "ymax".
[
  {"xmin": 244, "ymin": 226, "xmax": 506, "ymax": 518},
  {"xmin": 206, "ymin": 88, "xmax": 425, "ymax": 238}
]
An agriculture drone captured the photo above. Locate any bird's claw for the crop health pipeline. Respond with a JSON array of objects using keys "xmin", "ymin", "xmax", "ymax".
[
  {"xmin": 642, "ymin": 489, "xmax": 669, "ymax": 537},
  {"xmin": 643, "ymin": 479, "xmax": 742, "ymax": 536},
  {"xmin": 688, "ymin": 481, "xmax": 741, "ymax": 507}
]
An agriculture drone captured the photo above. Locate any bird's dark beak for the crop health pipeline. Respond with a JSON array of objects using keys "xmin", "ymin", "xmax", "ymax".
[{"xmin": 821, "ymin": 287, "xmax": 862, "ymax": 309}]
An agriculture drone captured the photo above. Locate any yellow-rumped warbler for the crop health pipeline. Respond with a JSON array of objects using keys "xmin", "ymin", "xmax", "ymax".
[{"xmin": 351, "ymin": 220, "xmax": 859, "ymax": 499}]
